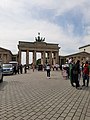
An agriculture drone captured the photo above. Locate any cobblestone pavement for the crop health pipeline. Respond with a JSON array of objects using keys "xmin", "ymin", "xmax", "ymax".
[{"xmin": 0, "ymin": 70, "xmax": 90, "ymax": 120}]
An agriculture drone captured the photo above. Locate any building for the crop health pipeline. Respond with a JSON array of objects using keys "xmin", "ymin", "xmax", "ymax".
[
  {"xmin": 0, "ymin": 47, "xmax": 12, "ymax": 63},
  {"xmin": 59, "ymin": 44, "xmax": 90, "ymax": 65},
  {"xmin": 65, "ymin": 51, "xmax": 90, "ymax": 64},
  {"xmin": 79, "ymin": 44, "xmax": 90, "ymax": 53},
  {"xmin": 0, "ymin": 47, "xmax": 18, "ymax": 63}
]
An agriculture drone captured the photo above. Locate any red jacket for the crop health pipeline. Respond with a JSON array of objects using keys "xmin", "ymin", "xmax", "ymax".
[{"xmin": 83, "ymin": 64, "xmax": 89, "ymax": 75}]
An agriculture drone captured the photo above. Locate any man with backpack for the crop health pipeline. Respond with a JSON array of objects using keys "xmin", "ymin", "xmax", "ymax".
[
  {"xmin": 69, "ymin": 60, "xmax": 76, "ymax": 87},
  {"xmin": 82, "ymin": 61, "xmax": 89, "ymax": 87}
]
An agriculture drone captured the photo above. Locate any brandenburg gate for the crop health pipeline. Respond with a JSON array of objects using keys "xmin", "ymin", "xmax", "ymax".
[{"xmin": 18, "ymin": 33, "xmax": 60, "ymax": 66}]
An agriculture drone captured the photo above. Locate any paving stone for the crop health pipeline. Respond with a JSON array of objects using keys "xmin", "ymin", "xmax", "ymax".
[
  {"xmin": 43, "ymin": 111, "xmax": 50, "ymax": 115},
  {"xmin": 63, "ymin": 109, "xmax": 70, "ymax": 114},
  {"xmin": 30, "ymin": 115, "xmax": 38, "ymax": 120},
  {"xmin": 60, "ymin": 112, "xmax": 67, "ymax": 118},
  {"xmin": 85, "ymin": 116, "xmax": 90, "ymax": 120},
  {"xmin": 42, "ymin": 118, "xmax": 49, "ymax": 120},
  {"xmin": 72, "ymin": 116, "xmax": 80, "ymax": 120},
  {"xmin": 52, "ymin": 113, "xmax": 60, "ymax": 118},
  {"xmin": 38, "ymin": 114, "xmax": 46, "ymax": 119},
  {"xmin": 22, "ymin": 115, "xmax": 31, "ymax": 120},
  {"xmin": 57, "ymin": 116, "xmax": 64, "ymax": 120},
  {"xmin": 65, "ymin": 116, "xmax": 72, "ymax": 120},
  {"xmin": 79, "ymin": 114, "xmax": 85, "ymax": 120},
  {"xmin": 68, "ymin": 112, "xmax": 74, "ymax": 117},
  {"xmin": 75, "ymin": 111, "xmax": 81, "ymax": 117},
  {"xmin": 46, "ymin": 114, "xmax": 53, "ymax": 119},
  {"xmin": 86, "ymin": 112, "xmax": 90, "ymax": 117},
  {"xmin": 49, "ymin": 117, "xmax": 57, "ymax": 120},
  {"xmin": 14, "ymin": 116, "xmax": 23, "ymax": 120},
  {"xmin": 35, "ymin": 112, "xmax": 42, "ymax": 116},
  {"xmin": 7, "ymin": 116, "xmax": 15, "ymax": 120},
  {"xmin": 69, "ymin": 109, "xmax": 76, "ymax": 113}
]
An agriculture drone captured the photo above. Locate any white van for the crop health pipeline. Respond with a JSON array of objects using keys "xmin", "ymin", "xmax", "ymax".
[
  {"xmin": 0, "ymin": 60, "xmax": 3, "ymax": 83},
  {"xmin": 9, "ymin": 61, "xmax": 18, "ymax": 73},
  {"xmin": 9, "ymin": 61, "xmax": 18, "ymax": 66}
]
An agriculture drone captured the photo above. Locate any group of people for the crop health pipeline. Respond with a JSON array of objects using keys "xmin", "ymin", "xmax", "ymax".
[
  {"xmin": 69, "ymin": 59, "xmax": 90, "ymax": 89},
  {"xmin": 13, "ymin": 64, "xmax": 28, "ymax": 74},
  {"xmin": 46, "ymin": 60, "xmax": 90, "ymax": 88},
  {"xmin": 55, "ymin": 58, "xmax": 90, "ymax": 89}
]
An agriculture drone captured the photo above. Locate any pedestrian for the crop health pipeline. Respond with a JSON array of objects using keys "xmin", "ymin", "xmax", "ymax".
[
  {"xmin": 20, "ymin": 64, "xmax": 23, "ymax": 74},
  {"xmin": 82, "ymin": 61, "xmax": 89, "ymax": 87},
  {"xmin": 32, "ymin": 63, "xmax": 35, "ymax": 72},
  {"xmin": 17, "ymin": 64, "xmax": 20, "ymax": 74},
  {"xmin": 13, "ymin": 65, "xmax": 17, "ymax": 74},
  {"xmin": 78, "ymin": 65, "xmax": 81, "ymax": 82},
  {"xmin": 46, "ymin": 63, "xmax": 51, "ymax": 79},
  {"xmin": 69, "ymin": 60, "xmax": 75, "ymax": 87},
  {"xmin": 73, "ymin": 60, "xmax": 81, "ymax": 89},
  {"xmin": 24, "ymin": 64, "xmax": 27, "ymax": 73},
  {"xmin": 62, "ymin": 65, "xmax": 68, "ymax": 80},
  {"xmin": 65, "ymin": 62, "xmax": 69, "ymax": 79},
  {"xmin": 60, "ymin": 64, "xmax": 62, "ymax": 71},
  {"xmin": 52, "ymin": 65, "xmax": 55, "ymax": 71},
  {"xmin": 55, "ymin": 63, "xmax": 59, "ymax": 71}
]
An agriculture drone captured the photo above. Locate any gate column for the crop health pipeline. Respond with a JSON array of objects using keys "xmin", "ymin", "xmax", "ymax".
[
  {"xmin": 53, "ymin": 52, "xmax": 56, "ymax": 65},
  {"xmin": 41, "ymin": 51, "xmax": 46, "ymax": 65},
  {"xmin": 49, "ymin": 51, "xmax": 52, "ymax": 65},
  {"xmin": 18, "ymin": 50, "xmax": 21, "ymax": 64},
  {"xmin": 33, "ymin": 50, "xmax": 36, "ymax": 66},
  {"xmin": 26, "ymin": 50, "xmax": 29, "ymax": 65},
  {"xmin": 55, "ymin": 52, "xmax": 59, "ymax": 64}
]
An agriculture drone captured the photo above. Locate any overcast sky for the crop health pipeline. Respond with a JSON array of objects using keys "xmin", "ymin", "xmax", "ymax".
[{"xmin": 0, "ymin": 0, "xmax": 90, "ymax": 56}]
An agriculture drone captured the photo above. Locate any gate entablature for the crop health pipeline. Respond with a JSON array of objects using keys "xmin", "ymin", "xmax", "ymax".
[{"xmin": 18, "ymin": 41, "xmax": 59, "ymax": 51}]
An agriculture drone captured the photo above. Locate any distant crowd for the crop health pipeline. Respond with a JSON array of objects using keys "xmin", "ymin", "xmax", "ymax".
[{"xmin": 13, "ymin": 64, "xmax": 29, "ymax": 74}]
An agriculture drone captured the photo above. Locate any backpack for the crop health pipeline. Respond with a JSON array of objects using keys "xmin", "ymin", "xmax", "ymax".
[
  {"xmin": 83, "ymin": 64, "xmax": 89, "ymax": 74},
  {"xmin": 72, "ymin": 64, "xmax": 78, "ymax": 74}
]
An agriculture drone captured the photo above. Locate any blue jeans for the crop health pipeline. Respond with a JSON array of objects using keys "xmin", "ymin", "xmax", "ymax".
[
  {"xmin": 47, "ymin": 70, "xmax": 50, "ymax": 77},
  {"xmin": 83, "ymin": 74, "xmax": 89, "ymax": 86}
]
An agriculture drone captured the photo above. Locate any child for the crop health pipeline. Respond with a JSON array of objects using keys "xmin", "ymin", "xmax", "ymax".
[{"xmin": 62, "ymin": 65, "xmax": 68, "ymax": 80}]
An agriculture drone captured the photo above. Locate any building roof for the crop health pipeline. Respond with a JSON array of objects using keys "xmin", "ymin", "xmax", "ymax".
[
  {"xmin": 79, "ymin": 44, "xmax": 90, "ymax": 49},
  {"xmin": 0, "ymin": 47, "xmax": 12, "ymax": 55},
  {"xmin": 65, "ymin": 51, "xmax": 90, "ymax": 57}
]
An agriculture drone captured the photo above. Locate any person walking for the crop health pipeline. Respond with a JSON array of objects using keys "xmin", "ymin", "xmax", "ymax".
[
  {"xmin": 46, "ymin": 64, "xmax": 51, "ymax": 79},
  {"xmin": 82, "ymin": 61, "xmax": 89, "ymax": 87}
]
